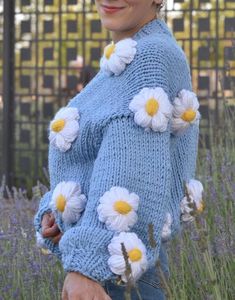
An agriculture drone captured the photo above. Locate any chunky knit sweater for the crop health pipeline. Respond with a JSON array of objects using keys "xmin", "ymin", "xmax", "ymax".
[{"xmin": 34, "ymin": 18, "xmax": 201, "ymax": 284}]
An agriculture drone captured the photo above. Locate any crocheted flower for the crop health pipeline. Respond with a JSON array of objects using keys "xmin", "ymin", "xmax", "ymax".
[
  {"xmin": 129, "ymin": 87, "xmax": 173, "ymax": 132},
  {"xmin": 100, "ymin": 38, "xmax": 137, "ymax": 76},
  {"xmin": 97, "ymin": 186, "xmax": 139, "ymax": 232},
  {"xmin": 108, "ymin": 232, "xmax": 148, "ymax": 282},
  {"xmin": 171, "ymin": 89, "xmax": 201, "ymax": 135},
  {"xmin": 49, "ymin": 181, "xmax": 87, "ymax": 225},
  {"xmin": 181, "ymin": 179, "xmax": 204, "ymax": 222},
  {"xmin": 49, "ymin": 107, "xmax": 80, "ymax": 152},
  {"xmin": 161, "ymin": 212, "xmax": 172, "ymax": 241}
]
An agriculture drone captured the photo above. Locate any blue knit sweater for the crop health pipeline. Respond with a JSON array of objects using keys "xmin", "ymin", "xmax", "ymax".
[{"xmin": 34, "ymin": 18, "xmax": 200, "ymax": 284}]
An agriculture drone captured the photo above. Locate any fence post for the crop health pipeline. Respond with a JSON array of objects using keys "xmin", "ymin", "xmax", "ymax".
[{"xmin": 2, "ymin": 0, "xmax": 15, "ymax": 188}]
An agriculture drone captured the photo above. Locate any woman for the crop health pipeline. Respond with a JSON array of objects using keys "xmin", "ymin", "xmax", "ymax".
[{"xmin": 34, "ymin": 1, "xmax": 202, "ymax": 299}]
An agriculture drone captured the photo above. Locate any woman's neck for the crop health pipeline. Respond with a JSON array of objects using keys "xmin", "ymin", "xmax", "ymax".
[{"xmin": 111, "ymin": 16, "xmax": 157, "ymax": 43}]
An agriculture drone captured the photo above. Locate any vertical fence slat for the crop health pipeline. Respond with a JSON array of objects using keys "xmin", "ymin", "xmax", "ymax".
[{"xmin": 2, "ymin": 0, "xmax": 15, "ymax": 188}]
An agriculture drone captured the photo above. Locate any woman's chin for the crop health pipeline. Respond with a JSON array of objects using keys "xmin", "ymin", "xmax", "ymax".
[{"xmin": 100, "ymin": 18, "xmax": 128, "ymax": 33}]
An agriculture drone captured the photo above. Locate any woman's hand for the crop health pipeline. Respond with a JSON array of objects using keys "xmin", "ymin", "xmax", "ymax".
[
  {"xmin": 41, "ymin": 212, "xmax": 62, "ymax": 244},
  {"xmin": 62, "ymin": 272, "xmax": 112, "ymax": 300}
]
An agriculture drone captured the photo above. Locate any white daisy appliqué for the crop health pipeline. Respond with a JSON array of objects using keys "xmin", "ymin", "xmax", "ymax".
[
  {"xmin": 129, "ymin": 87, "xmax": 173, "ymax": 132},
  {"xmin": 100, "ymin": 38, "xmax": 137, "ymax": 76},
  {"xmin": 97, "ymin": 186, "xmax": 139, "ymax": 232},
  {"xmin": 49, "ymin": 181, "xmax": 87, "ymax": 224},
  {"xmin": 161, "ymin": 212, "xmax": 172, "ymax": 241},
  {"xmin": 108, "ymin": 232, "xmax": 148, "ymax": 282},
  {"xmin": 181, "ymin": 179, "xmax": 204, "ymax": 222},
  {"xmin": 171, "ymin": 89, "xmax": 201, "ymax": 135},
  {"xmin": 49, "ymin": 107, "xmax": 80, "ymax": 152}
]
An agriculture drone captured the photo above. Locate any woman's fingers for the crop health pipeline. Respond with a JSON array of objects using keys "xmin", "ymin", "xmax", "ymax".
[
  {"xmin": 47, "ymin": 213, "xmax": 55, "ymax": 225},
  {"xmin": 51, "ymin": 232, "xmax": 63, "ymax": 244},
  {"xmin": 61, "ymin": 285, "xmax": 68, "ymax": 300},
  {"xmin": 93, "ymin": 293, "xmax": 112, "ymax": 300},
  {"xmin": 41, "ymin": 212, "xmax": 61, "ymax": 238},
  {"xmin": 41, "ymin": 213, "xmax": 55, "ymax": 228},
  {"xmin": 62, "ymin": 272, "xmax": 112, "ymax": 300},
  {"xmin": 42, "ymin": 223, "xmax": 61, "ymax": 238},
  {"xmin": 101, "ymin": 292, "xmax": 112, "ymax": 300},
  {"xmin": 92, "ymin": 284, "xmax": 112, "ymax": 300},
  {"xmin": 93, "ymin": 295, "xmax": 112, "ymax": 300},
  {"xmin": 41, "ymin": 213, "xmax": 51, "ymax": 226}
]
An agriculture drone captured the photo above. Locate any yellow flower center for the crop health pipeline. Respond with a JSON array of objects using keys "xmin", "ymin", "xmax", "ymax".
[
  {"xmin": 114, "ymin": 200, "xmax": 132, "ymax": 215},
  {"xmin": 181, "ymin": 109, "xmax": 196, "ymax": 122},
  {"xmin": 56, "ymin": 194, "xmax": 66, "ymax": 212},
  {"xmin": 51, "ymin": 119, "xmax": 66, "ymax": 133},
  {"xmin": 104, "ymin": 42, "xmax": 116, "ymax": 59},
  {"xmin": 197, "ymin": 200, "xmax": 205, "ymax": 213},
  {"xmin": 145, "ymin": 98, "xmax": 159, "ymax": 116},
  {"xmin": 128, "ymin": 248, "xmax": 142, "ymax": 262}
]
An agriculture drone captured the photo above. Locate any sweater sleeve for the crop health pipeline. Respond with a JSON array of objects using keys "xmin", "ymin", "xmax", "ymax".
[
  {"xmin": 169, "ymin": 124, "xmax": 199, "ymax": 238},
  {"xmin": 166, "ymin": 59, "xmax": 201, "ymax": 237},
  {"xmin": 33, "ymin": 189, "xmax": 62, "ymax": 258},
  {"xmin": 169, "ymin": 116, "xmax": 200, "ymax": 236},
  {"xmin": 58, "ymin": 41, "xmax": 173, "ymax": 283},
  {"xmin": 34, "ymin": 191, "xmax": 52, "ymax": 233}
]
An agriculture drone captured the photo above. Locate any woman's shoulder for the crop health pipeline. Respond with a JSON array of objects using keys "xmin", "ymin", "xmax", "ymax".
[
  {"xmin": 131, "ymin": 32, "xmax": 192, "ymax": 93},
  {"xmin": 65, "ymin": 33, "xmax": 192, "ymax": 125},
  {"xmin": 133, "ymin": 31, "xmax": 189, "ymax": 72}
]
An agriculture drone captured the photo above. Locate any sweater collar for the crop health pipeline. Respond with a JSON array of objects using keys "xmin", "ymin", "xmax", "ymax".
[{"xmin": 132, "ymin": 17, "xmax": 173, "ymax": 41}]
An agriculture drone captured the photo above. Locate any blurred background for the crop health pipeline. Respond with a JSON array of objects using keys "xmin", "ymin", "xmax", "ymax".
[{"xmin": 0, "ymin": 0, "xmax": 234, "ymax": 189}]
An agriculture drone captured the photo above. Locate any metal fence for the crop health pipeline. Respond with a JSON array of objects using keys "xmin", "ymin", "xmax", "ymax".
[{"xmin": 0, "ymin": 0, "xmax": 235, "ymax": 189}]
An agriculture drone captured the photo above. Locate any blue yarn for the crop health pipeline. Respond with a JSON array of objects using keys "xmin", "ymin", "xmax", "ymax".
[{"xmin": 34, "ymin": 18, "xmax": 199, "ymax": 284}]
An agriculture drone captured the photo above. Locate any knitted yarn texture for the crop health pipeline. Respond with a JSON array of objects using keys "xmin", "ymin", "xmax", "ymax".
[{"xmin": 34, "ymin": 18, "xmax": 201, "ymax": 284}]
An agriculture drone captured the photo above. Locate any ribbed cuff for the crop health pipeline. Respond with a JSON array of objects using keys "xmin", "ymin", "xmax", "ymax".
[
  {"xmin": 34, "ymin": 191, "xmax": 62, "ymax": 259},
  {"xmin": 34, "ymin": 191, "xmax": 52, "ymax": 232},
  {"xmin": 43, "ymin": 238, "xmax": 62, "ymax": 260},
  {"xmin": 59, "ymin": 226, "xmax": 118, "ymax": 284}
]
